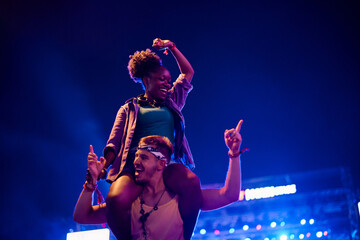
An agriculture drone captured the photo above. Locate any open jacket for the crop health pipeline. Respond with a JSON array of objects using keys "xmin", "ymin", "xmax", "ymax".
[{"xmin": 104, "ymin": 74, "xmax": 194, "ymax": 182}]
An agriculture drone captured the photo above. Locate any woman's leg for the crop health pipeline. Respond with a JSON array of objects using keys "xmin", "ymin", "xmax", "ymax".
[
  {"xmin": 106, "ymin": 173, "xmax": 143, "ymax": 240},
  {"xmin": 163, "ymin": 163, "xmax": 203, "ymax": 240}
]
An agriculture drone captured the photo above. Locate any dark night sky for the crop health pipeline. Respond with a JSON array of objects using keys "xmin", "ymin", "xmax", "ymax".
[{"xmin": 1, "ymin": 1, "xmax": 359, "ymax": 239}]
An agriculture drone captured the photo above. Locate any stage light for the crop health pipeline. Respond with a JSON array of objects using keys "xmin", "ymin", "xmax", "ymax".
[
  {"xmin": 270, "ymin": 222, "xmax": 277, "ymax": 228},
  {"xmin": 280, "ymin": 234, "xmax": 288, "ymax": 240},
  {"xmin": 300, "ymin": 219, "xmax": 306, "ymax": 225},
  {"xmin": 214, "ymin": 229, "xmax": 220, "ymax": 235},
  {"xmin": 243, "ymin": 225, "xmax": 249, "ymax": 231},
  {"xmin": 200, "ymin": 229, "xmax": 206, "ymax": 235},
  {"xmin": 323, "ymin": 231, "xmax": 328, "ymax": 236},
  {"xmin": 280, "ymin": 221, "xmax": 286, "ymax": 227},
  {"xmin": 229, "ymin": 228, "xmax": 235, "ymax": 234},
  {"xmin": 309, "ymin": 219, "xmax": 315, "ymax": 225},
  {"xmin": 264, "ymin": 238, "xmax": 270, "ymax": 240},
  {"xmin": 316, "ymin": 231, "xmax": 323, "ymax": 238},
  {"xmin": 299, "ymin": 234, "xmax": 305, "ymax": 239},
  {"xmin": 245, "ymin": 238, "xmax": 251, "ymax": 240},
  {"xmin": 256, "ymin": 224, "xmax": 262, "ymax": 230},
  {"xmin": 358, "ymin": 201, "xmax": 360, "ymax": 216},
  {"xmin": 306, "ymin": 232, "xmax": 311, "ymax": 238},
  {"xmin": 244, "ymin": 184, "xmax": 296, "ymax": 201},
  {"xmin": 290, "ymin": 234, "xmax": 295, "ymax": 239},
  {"xmin": 66, "ymin": 229, "xmax": 110, "ymax": 240}
]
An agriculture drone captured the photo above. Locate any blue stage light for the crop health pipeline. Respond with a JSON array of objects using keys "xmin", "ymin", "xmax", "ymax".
[
  {"xmin": 264, "ymin": 238, "xmax": 270, "ymax": 240},
  {"xmin": 200, "ymin": 229, "xmax": 206, "ymax": 235},
  {"xmin": 229, "ymin": 228, "xmax": 235, "ymax": 234},
  {"xmin": 300, "ymin": 219, "xmax": 306, "ymax": 225},
  {"xmin": 309, "ymin": 219, "xmax": 315, "ymax": 225},
  {"xmin": 289, "ymin": 234, "xmax": 295, "ymax": 239},
  {"xmin": 316, "ymin": 231, "xmax": 323, "ymax": 238},
  {"xmin": 270, "ymin": 222, "xmax": 277, "ymax": 228},
  {"xmin": 243, "ymin": 225, "xmax": 249, "ymax": 231},
  {"xmin": 280, "ymin": 221, "xmax": 286, "ymax": 227}
]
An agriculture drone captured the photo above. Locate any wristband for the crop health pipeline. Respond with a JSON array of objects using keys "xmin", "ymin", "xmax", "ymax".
[
  {"xmin": 228, "ymin": 147, "xmax": 249, "ymax": 158},
  {"xmin": 228, "ymin": 150, "xmax": 241, "ymax": 158},
  {"xmin": 83, "ymin": 181, "xmax": 97, "ymax": 192},
  {"xmin": 163, "ymin": 42, "xmax": 176, "ymax": 55},
  {"xmin": 169, "ymin": 42, "xmax": 176, "ymax": 50}
]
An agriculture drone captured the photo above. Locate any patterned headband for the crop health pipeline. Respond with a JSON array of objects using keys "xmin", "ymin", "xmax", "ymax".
[{"xmin": 137, "ymin": 144, "xmax": 167, "ymax": 161}]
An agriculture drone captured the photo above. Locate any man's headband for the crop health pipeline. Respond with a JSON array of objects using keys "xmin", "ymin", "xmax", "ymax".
[{"xmin": 137, "ymin": 144, "xmax": 167, "ymax": 162}]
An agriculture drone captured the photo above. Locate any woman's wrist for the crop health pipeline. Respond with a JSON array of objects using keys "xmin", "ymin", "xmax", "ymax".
[{"xmin": 169, "ymin": 42, "xmax": 176, "ymax": 51}]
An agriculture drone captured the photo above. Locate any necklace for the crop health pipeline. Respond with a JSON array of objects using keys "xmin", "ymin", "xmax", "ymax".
[
  {"xmin": 137, "ymin": 95, "xmax": 165, "ymax": 108},
  {"xmin": 139, "ymin": 189, "xmax": 166, "ymax": 239}
]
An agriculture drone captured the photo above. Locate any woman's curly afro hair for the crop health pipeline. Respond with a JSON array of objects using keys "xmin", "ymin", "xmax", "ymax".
[{"xmin": 127, "ymin": 49, "xmax": 162, "ymax": 83}]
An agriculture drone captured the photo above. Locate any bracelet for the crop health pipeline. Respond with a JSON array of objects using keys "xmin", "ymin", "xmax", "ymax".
[
  {"xmin": 169, "ymin": 42, "xmax": 176, "ymax": 50},
  {"xmin": 83, "ymin": 181, "xmax": 105, "ymax": 204},
  {"xmin": 228, "ymin": 147, "xmax": 250, "ymax": 158},
  {"xmin": 228, "ymin": 150, "xmax": 241, "ymax": 158},
  {"xmin": 83, "ymin": 181, "xmax": 97, "ymax": 192}
]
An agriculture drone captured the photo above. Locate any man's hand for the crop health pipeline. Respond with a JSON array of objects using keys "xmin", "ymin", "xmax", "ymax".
[
  {"xmin": 88, "ymin": 145, "xmax": 105, "ymax": 184},
  {"xmin": 224, "ymin": 120, "xmax": 243, "ymax": 155}
]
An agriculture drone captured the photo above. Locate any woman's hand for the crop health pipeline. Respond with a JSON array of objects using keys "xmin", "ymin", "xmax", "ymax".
[
  {"xmin": 88, "ymin": 145, "xmax": 105, "ymax": 184},
  {"xmin": 152, "ymin": 38, "xmax": 174, "ymax": 50}
]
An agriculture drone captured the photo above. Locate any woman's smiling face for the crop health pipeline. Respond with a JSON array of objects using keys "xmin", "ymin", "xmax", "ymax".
[{"xmin": 144, "ymin": 66, "xmax": 171, "ymax": 101}]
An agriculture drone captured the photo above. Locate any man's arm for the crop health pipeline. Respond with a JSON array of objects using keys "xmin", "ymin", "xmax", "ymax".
[
  {"xmin": 73, "ymin": 190, "xmax": 107, "ymax": 224},
  {"xmin": 201, "ymin": 120, "xmax": 244, "ymax": 211},
  {"xmin": 73, "ymin": 145, "xmax": 107, "ymax": 224}
]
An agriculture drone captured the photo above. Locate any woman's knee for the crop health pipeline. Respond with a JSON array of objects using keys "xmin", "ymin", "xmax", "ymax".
[
  {"xmin": 106, "ymin": 175, "xmax": 141, "ymax": 209},
  {"xmin": 164, "ymin": 163, "xmax": 201, "ymax": 193}
]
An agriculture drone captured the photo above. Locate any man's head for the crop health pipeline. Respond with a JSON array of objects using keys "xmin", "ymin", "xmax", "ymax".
[{"xmin": 133, "ymin": 135, "xmax": 173, "ymax": 184}]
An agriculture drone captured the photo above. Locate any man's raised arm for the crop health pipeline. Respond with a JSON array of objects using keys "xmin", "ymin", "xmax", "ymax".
[{"xmin": 201, "ymin": 120, "xmax": 245, "ymax": 211}]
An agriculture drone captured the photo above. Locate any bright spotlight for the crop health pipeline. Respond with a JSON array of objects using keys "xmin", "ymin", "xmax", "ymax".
[
  {"xmin": 66, "ymin": 229, "xmax": 110, "ymax": 240},
  {"xmin": 280, "ymin": 234, "xmax": 288, "ymax": 240},
  {"xmin": 300, "ymin": 219, "xmax": 306, "ymax": 225},
  {"xmin": 316, "ymin": 231, "xmax": 323, "ymax": 238},
  {"xmin": 229, "ymin": 228, "xmax": 235, "ymax": 234},
  {"xmin": 299, "ymin": 234, "xmax": 305, "ymax": 239},
  {"xmin": 245, "ymin": 238, "xmax": 251, "ymax": 240},
  {"xmin": 270, "ymin": 222, "xmax": 277, "ymax": 228},
  {"xmin": 243, "ymin": 225, "xmax": 249, "ymax": 231},
  {"xmin": 309, "ymin": 219, "xmax": 315, "ymax": 225},
  {"xmin": 280, "ymin": 221, "xmax": 286, "ymax": 227},
  {"xmin": 289, "ymin": 234, "xmax": 295, "ymax": 239},
  {"xmin": 200, "ymin": 229, "xmax": 206, "ymax": 235},
  {"xmin": 264, "ymin": 238, "xmax": 270, "ymax": 240},
  {"xmin": 323, "ymin": 231, "xmax": 328, "ymax": 236}
]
